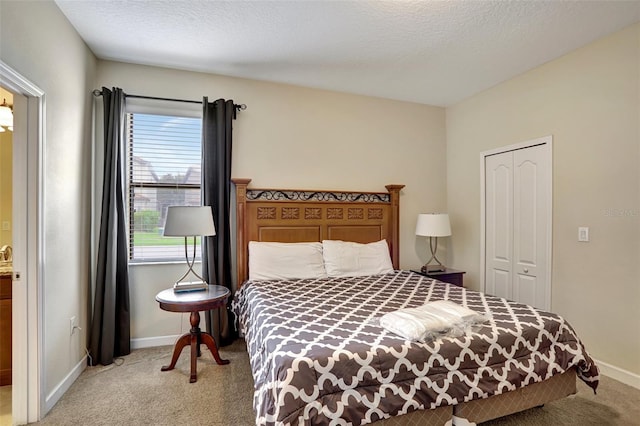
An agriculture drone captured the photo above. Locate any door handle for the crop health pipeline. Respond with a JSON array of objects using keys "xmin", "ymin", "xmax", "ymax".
[{"xmin": 523, "ymin": 268, "xmax": 529, "ymax": 273}]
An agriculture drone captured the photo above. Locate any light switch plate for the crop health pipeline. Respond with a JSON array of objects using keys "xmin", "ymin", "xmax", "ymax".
[
  {"xmin": 578, "ymin": 227, "xmax": 589, "ymax": 242},
  {"xmin": 1, "ymin": 221, "xmax": 9, "ymax": 231}
]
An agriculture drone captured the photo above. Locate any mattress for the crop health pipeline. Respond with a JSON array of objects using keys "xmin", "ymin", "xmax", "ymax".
[{"xmin": 232, "ymin": 270, "xmax": 598, "ymax": 426}]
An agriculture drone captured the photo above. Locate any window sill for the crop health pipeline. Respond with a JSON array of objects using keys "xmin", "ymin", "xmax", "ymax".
[{"xmin": 129, "ymin": 260, "xmax": 202, "ymax": 267}]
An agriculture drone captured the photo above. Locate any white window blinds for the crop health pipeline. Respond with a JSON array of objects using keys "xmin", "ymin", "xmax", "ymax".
[{"xmin": 126, "ymin": 112, "xmax": 203, "ymax": 262}]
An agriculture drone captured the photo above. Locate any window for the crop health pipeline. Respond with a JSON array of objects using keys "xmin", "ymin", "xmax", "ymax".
[{"xmin": 126, "ymin": 112, "xmax": 203, "ymax": 262}]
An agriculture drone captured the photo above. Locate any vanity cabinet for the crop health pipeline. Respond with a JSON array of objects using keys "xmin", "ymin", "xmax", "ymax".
[{"xmin": 0, "ymin": 274, "xmax": 11, "ymax": 386}]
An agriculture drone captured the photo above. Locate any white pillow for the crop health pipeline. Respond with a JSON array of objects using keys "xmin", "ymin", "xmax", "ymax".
[
  {"xmin": 248, "ymin": 241, "xmax": 328, "ymax": 281},
  {"xmin": 322, "ymin": 239, "xmax": 394, "ymax": 278}
]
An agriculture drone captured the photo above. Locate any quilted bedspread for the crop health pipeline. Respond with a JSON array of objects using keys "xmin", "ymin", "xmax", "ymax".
[{"xmin": 232, "ymin": 270, "xmax": 599, "ymax": 426}]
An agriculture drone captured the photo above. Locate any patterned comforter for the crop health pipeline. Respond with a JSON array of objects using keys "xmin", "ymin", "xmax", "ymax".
[{"xmin": 232, "ymin": 270, "xmax": 599, "ymax": 426}]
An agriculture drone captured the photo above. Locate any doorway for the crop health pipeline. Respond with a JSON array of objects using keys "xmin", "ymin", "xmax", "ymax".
[
  {"xmin": 0, "ymin": 60, "xmax": 44, "ymax": 425},
  {"xmin": 0, "ymin": 86, "xmax": 14, "ymax": 425},
  {"xmin": 480, "ymin": 136, "xmax": 553, "ymax": 310}
]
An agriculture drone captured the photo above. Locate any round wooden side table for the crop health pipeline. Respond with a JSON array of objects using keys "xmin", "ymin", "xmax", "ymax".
[{"xmin": 156, "ymin": 285, "xmax": 230, "ymax": 383}]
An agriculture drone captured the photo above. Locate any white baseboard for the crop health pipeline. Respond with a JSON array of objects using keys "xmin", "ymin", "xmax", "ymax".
[
  {"xmin": 131, "ymin": 334, "xmax": 180, "ymax": 349},
  {"xmin": 595, "ymin": 358, "xmax": 640, "ymax": 390},
  {"xmin": 45, "ymin": 355, "xmax": 86, "ymax": 414}
]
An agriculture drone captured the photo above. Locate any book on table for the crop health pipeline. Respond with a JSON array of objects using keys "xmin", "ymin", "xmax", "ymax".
[{"xmin": 173, "ymin": 281, "xmax": 208, "ymax": 293}]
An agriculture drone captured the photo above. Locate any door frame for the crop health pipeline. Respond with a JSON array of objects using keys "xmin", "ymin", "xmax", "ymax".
[
  {"xmin": 480, "ymin": 135, "xmax": 553, "ymax": 310},
  {"xmin": 1, "ymin": 60, "xmax": 45, "ymax": 424}
]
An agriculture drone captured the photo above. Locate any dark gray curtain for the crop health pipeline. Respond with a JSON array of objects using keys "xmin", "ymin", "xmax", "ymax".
[
  {"xmin": 202, "ymin": 97, "xmax": 236, "ymax": 346},
  {"xmin": 90, "ymin": 87, "xmax": 131, "ymax": 365}
]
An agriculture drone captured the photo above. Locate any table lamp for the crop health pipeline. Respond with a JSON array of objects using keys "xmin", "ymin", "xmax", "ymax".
[
  {"xmin": 415, "ymin": 213, "xmax": 451, "ymax": 273},
  {"xmin": 163, "ymin": 206, "xmax": 216, "ymax": 292}
]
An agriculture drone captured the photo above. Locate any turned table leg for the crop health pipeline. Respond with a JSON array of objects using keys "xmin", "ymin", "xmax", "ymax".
[
  {"xmin": 189, "ymin": 310, "xmax": 201, "ymax": 383},
  {"xmin": 160, "ymin": 334, "xmax": 190, "ymax": 372},
  {"xmin": 156, "ymin": 285, "xmax": 231, "ymax": 383},
  {"xmin": 161, "ymin": 310, "xmax": 229, "ymax": 383},
  {"xmin": 201, "ymin": 333, "xmax": 230, "ymax": 366}
]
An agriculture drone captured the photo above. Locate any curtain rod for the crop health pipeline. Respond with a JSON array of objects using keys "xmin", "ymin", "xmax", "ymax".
[{"xmin": 92, "ymin": 89, "xmax": 247, "ymax": 111}]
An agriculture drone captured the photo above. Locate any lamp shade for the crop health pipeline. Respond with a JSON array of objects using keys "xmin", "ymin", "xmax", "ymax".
[
  {"xmin": 163, "ymin": 206, "xmax": 216, "ymax": 237},
  {"xmin": 0, "ymin": 103, "xmax": 13, "ymax": 128},
  {"xmin": 415, "ymin": 213, "xmax": 451, "ymax": 237}
]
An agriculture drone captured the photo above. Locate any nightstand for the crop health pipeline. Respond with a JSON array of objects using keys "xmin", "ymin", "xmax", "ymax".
[
  {"xmin": 156, "ymin": 285, "xmax": 230, "ymax": 383},
  {"xmin": 411, "ymin": 268, "xmax": 466, "ymax": 287}
]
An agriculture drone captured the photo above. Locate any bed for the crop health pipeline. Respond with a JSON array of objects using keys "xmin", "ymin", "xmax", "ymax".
[{"xmin": 230, "ymin": 179, "xmax": 599, "ymax": 426}]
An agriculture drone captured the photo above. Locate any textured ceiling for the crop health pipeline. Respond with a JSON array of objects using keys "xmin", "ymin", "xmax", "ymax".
[{"xmin": 54, "ymin": 0, "xmax": 640, "ymax": 106}]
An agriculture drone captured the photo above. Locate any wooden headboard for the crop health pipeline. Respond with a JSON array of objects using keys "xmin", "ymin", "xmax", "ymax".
[{"xmin": 233, "ymin": 178, "xmax": 404, "ymax": 286}]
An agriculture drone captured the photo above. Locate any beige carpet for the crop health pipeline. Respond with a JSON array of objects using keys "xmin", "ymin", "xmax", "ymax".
[
  {"xmin": 31, "ymin": 340, "xmax": 640, "ymax": 425},
  {"xmin": 36, "ymin": 340, "xmax": 255, "ymax": 426}
]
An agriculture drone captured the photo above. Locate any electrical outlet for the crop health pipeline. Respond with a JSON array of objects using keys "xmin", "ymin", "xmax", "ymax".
[
  {"xmin": 1, "ymin": 221, "xmax": 9, "ymax": 231},
  {"xmin": 70, "ymin": 316, "xmax": 77, "ymax": 336}
]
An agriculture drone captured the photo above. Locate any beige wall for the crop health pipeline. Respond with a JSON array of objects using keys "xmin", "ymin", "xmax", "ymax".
[
  {"xmin": 96, "ymin": 61, "xmax": 448, "ymax": 341},
  {"xmin": 1, "ymin": 0, "xmax": 97, "ymax": 407},
  {"xmin": 0, "ymin": 130, "xmax": 11, "ymax": 247},
  {"xmin": 446, "ymin": 24, "xmax": 640, "ymax": 375}
]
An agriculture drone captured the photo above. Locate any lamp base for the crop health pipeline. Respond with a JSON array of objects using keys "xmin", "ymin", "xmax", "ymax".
[
  {"xmin": 173, "ymin": 281, "xmax": 208, "ymax": 293},
  {"xmin": 421, "ymin": 264, "xmax": 446, "ymax": 273}
]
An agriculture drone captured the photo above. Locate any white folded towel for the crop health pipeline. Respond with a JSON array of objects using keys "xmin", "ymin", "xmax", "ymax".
[
  {"xmin": 380, "ymin": 300, "xmax": 484, "ymax": 342},
  {"xmin": 424, "ymin": 300, "xmax": 480, "ymax": 323}
]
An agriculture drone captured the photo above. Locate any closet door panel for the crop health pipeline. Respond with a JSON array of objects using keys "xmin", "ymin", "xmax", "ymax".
[
  {"xmin": 513, "ymin": 145, "xmax": 549, "ymax": 309},
  {"xmin": 485, "ymin": 152, "xmax": 513, "ymax": 300}
]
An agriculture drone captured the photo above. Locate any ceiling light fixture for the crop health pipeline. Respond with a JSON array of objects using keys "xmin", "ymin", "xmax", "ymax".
[{"xmin": 0, "ymin": 99, "xmax": 13, "ymax": 132}]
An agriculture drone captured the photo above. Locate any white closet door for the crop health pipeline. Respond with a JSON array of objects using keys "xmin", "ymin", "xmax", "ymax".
[
  {"xmin": 485, "ymin": 151, "xmax": 514, "ymax": 300},
  {"xmin": 483, "ymin": 140, "xmax": 551, "ymax": 310},
  {"xmin": 513, "ymin": 144, "xmax": 549, "ymax": 309}
]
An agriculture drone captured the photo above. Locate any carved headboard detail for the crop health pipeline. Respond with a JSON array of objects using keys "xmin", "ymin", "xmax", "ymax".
[{"xmin": 232, "ymin": 178, "xmax": 404, "ymax": 287}]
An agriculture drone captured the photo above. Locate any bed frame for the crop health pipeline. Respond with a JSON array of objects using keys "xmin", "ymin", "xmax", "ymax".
[
  {"xmin": 231, "ymin": 178, "xmax": 577, "ymax": 425},
  {"xmin": 232, "ymin": 178, "xmax": 404, "ymax": 287}
]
